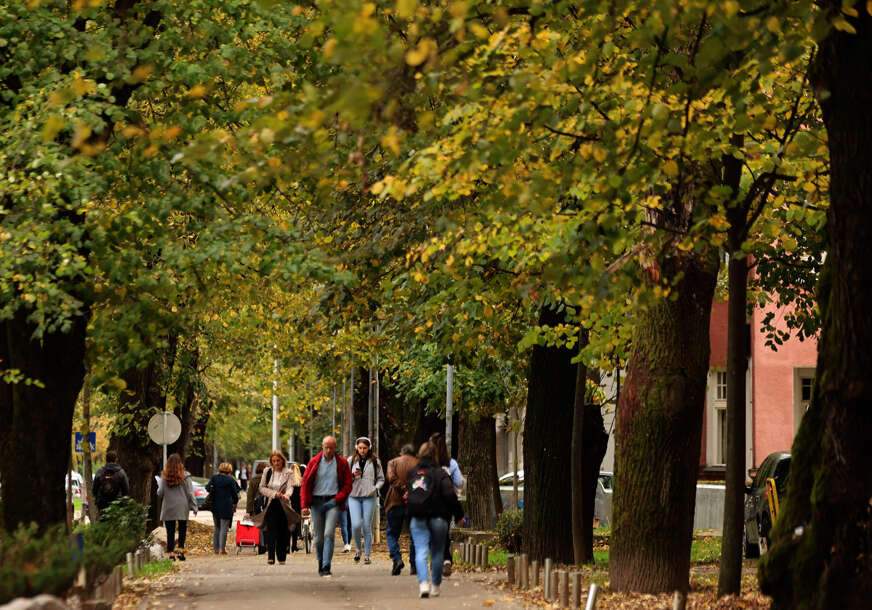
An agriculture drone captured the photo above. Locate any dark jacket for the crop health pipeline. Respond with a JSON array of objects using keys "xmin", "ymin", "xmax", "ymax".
[
  {"xmin": 93, "ymin": 463, "xmax": 130, "ymax": 509},
  {"xmin": 246, "ymin": 473, "xmax": 263, "ymax": 514},
  {"xmin": 406, "ymin": 458, "xmax": 464, "ymax": 523},
  {"xmin": 300, "ymin": 451, "xmax": 353, "ymax": 511},
  {"xmin": 206, "ymin": 474, "xmax": 240, "ymax": 519}
]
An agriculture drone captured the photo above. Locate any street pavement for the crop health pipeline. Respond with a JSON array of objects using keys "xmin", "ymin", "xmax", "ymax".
[{"xmin": 136, "ymin": 549, "xmax": 527, "ymax": 609}]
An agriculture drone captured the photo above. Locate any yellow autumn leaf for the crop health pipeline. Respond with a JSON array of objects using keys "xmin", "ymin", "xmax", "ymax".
[
  {"xmin": 396, "ymin": 0, "xmax": 417, "ymax": 19},
  {"xmin": 187, "ymin": 84, "xmax": 207, "ymax": 98},
  {"xmin": 406, "ymin": 38, "xmax": 434, "ymax": 66},
  {"xmin": 663, "ymin": 159, "xmax": 679, "ymax": 176}
]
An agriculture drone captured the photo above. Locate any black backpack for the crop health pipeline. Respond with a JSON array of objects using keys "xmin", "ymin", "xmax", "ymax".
[
  {"xmin": 406, "ymin": 465, "xmax": 443, "ymax": 518},
  {"xmin": 97, "ymin": 467, "xmax": 123, "ymax": 508}
]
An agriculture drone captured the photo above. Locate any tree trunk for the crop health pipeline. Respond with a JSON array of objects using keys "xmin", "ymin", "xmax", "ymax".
[
  {"xmin": 718, "ymin": 237, "xmax": 749, "ymax": 595},
  {"xmin": 571, "ymin": 329, "xmax": 590, "ymax": 563},
  {"xmin": 522, "ymin": 304, "xmax": 575, "ymax": 563},
  {"xmin": 579, "ymin": 403, "xmax": 609, "ymax": 562},
  {"xmin": 0, "ymin": 308, "xmax": 88, "ymax": 533},
  {"xmin": 81, "ymin": 373, "xmax": 98, "ymax": 524},
  {"xmin": 610, "ymin": 251, "xmax": 718, "ymax": 593},
  {"xmin": 460, "ymin": 415, "xmax": 499, "ymax": 529},
  {"xmin": 185, "ymin": 401, "xmax": 211, "ymax": 477},
  {"xmin": 490, "ymin": 425, "xmax": 504, "ymax": 516},
  {"xmin": 759, "ymin": 9, "xmax": 872, "ymax": 607}
]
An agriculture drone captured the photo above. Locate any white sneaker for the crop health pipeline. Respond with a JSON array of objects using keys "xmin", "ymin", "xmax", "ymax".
[
  {"xmin": 430, "ymin": 584, "xmax": 440, "ymax": 597},
  {"xmin": 343, "ymin": 543, "xmax": 351, "ymax": 552},
  {"xmin": 418, "ymin": 582, "xmax": 430, "ymax": 598}
]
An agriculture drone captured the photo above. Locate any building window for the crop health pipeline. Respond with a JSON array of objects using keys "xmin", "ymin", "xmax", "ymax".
[
  {"xmin": 717, "ymin": 407, "xmax": 727, "ymax": 465},
  {"xmin": 716, "ymin": 371, "xmax": 727, "ymax": 401},
  {"xmin": 794, "ymin": 368, "xmax": 816, "ymax": 433},
  {"xmin": 800, "ymin": 377, "xmax": 813, "ymax": 413}
]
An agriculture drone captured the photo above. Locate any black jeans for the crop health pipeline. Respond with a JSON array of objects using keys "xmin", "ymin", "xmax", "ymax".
[
  {"xmin": 263, "ymin": 501, "xmax": 290, "ymax": 562},
  {"xmin": 164, "ymin": 520, "xmax": 187, "ymax": 553}
]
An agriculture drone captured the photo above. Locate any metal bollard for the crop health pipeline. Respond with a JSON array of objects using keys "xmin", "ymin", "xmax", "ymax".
[
  {"xmin": 571, "ymin": 572, "xmax": 581, "ymax": 608},
  {"xmin": 559, "ymin": 570, "xmax": 569, "ymax": 608},
  {"xmin": 519, "ymin": 554, "xmax": 529, "ymax": 589},
  {"xmin": 506, "ymin": 555, "xmax": 516, "ymax": 584},
  {"xmin": 544, "ymin": 558, "xmax": 553, "ymax": 599},
  {"xmin": 482, "ymin": 545, "xmax": 488, "ymax": 569},
  {"xmin": 126, "ymin": 552, "xmax": 135, "ymax": 577},
  {"xmin": 673, "ymin": 590, "xmax": 687, "ymax": 610},
  {"xmin": 531, "ymin": 560, "xmax": 539, "ymax": 588},
  {"xmin": 585, "ymin": 583, "xmax": 599, "ymax": 610}
]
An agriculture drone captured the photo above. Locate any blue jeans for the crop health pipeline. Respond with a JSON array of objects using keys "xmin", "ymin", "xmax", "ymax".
[
  {"xmin": 386, "ymin": 506, "xmax": 415, "ymax": 562},
  {"xmin": 348, "ymin": 496, "xmax": 377, "ymax": 556},
  {"xmin": 212, "ymin": 516, "xmax": 231, "ymax": 551},
  {"xmin": 311, "ymin": 497, "xmax": 340, "ymax": 571},
  {"xmin": 340, "ymin": 508, "xmax": 351, "ymax": 545},
  {"xmin": 410, "ymin": 516, "xmax": 449, "ymax": 585}
]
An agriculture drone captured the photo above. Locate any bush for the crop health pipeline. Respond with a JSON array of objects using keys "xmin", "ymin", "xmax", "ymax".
[
  {"xmin": 496, "ymin": 509, "xmax": 523, "ymax": 553},
  {"xmin": 0, "ymin": 497, "xmax": 146, "ymax": 604}
]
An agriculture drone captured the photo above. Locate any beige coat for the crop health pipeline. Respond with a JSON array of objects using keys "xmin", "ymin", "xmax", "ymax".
[{"xmin": 254, "ymin": 465, "xmax": 301, "ymax": 532}]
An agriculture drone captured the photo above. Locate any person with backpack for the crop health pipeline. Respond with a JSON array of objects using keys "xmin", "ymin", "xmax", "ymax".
[
  {"xmin": 157, "ymin": 453, "xmax": 197, "ymax": 561},
  {"xmin": 255, "ymin": 450, "xmax": 301, "ymax": 565},
  {"xmin": 430, "ymin": 432, "xmax": 464, "ymax": 576},
  {"xmin": 385, "ymin": 444, "xmax": 418, "ymax": 575},
  {"xmin": 347, "ymin": 437, "xmax": 385, "ymax": 565},
  {"xmin": 406, "ymin": 442, "xmax": 467, "ymax": 598},
  {"xmin": 92, "ymin": 450, "xmax": 130, "ymax": 518},
  {"xmin": 206, "ymin": 462, "xmax": 241, "ymax": 555},
  {"xmin": 300, "ymin": 436, "xmax": 352, "ymax": 577}
]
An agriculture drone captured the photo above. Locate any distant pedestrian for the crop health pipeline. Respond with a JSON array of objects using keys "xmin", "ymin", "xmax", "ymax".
[
  {"xmin": 300, "ymin": 436, "xmax": 352, "ymax": 577},
  {"xmin": 240, "ymin": 463, "xmax": 249, "ymax": 491},
  {"xmin": 157, "ymin": 453, "xmax": 197, "ymax": 561},
  {"xmin": 245, "ymin": 462, "xmax": 269, "ymax": 554},
  {"xmin": 93, "ymin": 450, "xmax": 130, "ymax": 518},
  {"xmin": 430, "ymin": 432, "xmax": 463, "ymax": 576},
  {"xmin": 256, "ymin": 450, "xmax": 302, "ymax": 565},
  {"xmin": 206, "ymin": 462, "xmax": 240, "ymax": 555},
  {"xmin": 339, "ymin": 505, "xmax": 352, "ymax": 553},
  {"xmin": 288, "ymin": 462, "xmax": 303, "ymax": 553},
  {"xmin": 347, "ymin": 437, "xmax": 385, "ymax": 565},
  {"xmin": 385, "ymin": 443, "xmax": 418, "ymax": 575},
  {"xmin": 407, "ymin": 442, "xmax": 466, "ymax": 598}
]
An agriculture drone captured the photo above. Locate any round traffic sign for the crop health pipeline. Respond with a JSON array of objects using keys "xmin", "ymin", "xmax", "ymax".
[{"xmin": 147, "ymin": 411, "xmax": 182, "ymax": 445}]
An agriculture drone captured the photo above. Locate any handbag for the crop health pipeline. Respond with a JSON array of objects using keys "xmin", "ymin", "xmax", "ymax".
[{"xmin": 202, "ymin": 491, "xmax": 214, "ymax": 512}]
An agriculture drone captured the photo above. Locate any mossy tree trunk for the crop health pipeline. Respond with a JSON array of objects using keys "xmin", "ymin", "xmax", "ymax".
[
  {"xmin": 759, "ymin": 7, "xmax": 872, "ymax": 607},
  {"xmin": 522, "ymin": 304, "xmax": 576, "ymax": 563},
  {"xmin": 0, "ymin": 308, "xmax": 88, "ymax": 533},
  {"xmin": 610, "ymin": 250, "xmax": 718, "ymax": 593},
  {"xmin": 460, "ymin": 415, "xmax": 499, "ymax": 529}
]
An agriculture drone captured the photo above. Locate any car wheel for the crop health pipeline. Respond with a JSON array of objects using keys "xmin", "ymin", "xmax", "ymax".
[{"xmin": 744, "ymin": 524, "xmax": 760, "ymax": 559}]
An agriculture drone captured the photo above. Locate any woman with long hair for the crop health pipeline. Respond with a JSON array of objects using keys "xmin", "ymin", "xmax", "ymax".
[
  {"xmin": 157, "ymin": 453, "xmax": 197, "ymax": 561},
  {"xmin": 347, "ymin": 437, "xmax": 385, "ymax": 564},
  {"xmin": 258, "ymin": 450, "xmax": 302, "ymax": 565},
  {"xmin": 206, "ymin": 462, "xmax": 241, "ymax": 555},
  {"xmin": 429, "ymin": 432, "xmax": 463, "ymax": 576}
]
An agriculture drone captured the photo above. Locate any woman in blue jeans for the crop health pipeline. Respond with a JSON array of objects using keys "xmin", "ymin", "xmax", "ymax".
[
  {"xmin": 347, "ymin": 437, "xmax": 385, "ymax": 564},
  {"xmin": 206, "ymin": 462, "xmax": 240, "ymax": 554},
  {"xmin": 406, "ymin": 442, "xmax": 466, "ymax": 598}
]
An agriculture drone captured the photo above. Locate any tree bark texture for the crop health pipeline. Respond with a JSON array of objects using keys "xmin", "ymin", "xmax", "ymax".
[
  {"xmin": 0, "ymin": 308, "xmax": 88, "ymax": 533},
  {"xmin": 81, "ymin": 374, "xmax": 98, "ymax": 523},
  {"xmin": 522, "ymin": 304, "xmax": 575, "ymax": 563},
  {"xmin": 571, "ymin": 330, "xmax": 590, "ymax": 563},
  {"xmin": 610, "ymin": 251, "xmax": 717, "ymax": 593},
  {"xmin": 185, "ymin": 402, "xmax": 211, "ymax": 477},
  {"xmin": 460, "ymin": 415, "xmax": 499, "ymax": 529},
  {"xmin": 579, "ymin": 403, "xmax": 608, "ymax": 563},
  {"xmin": 759, "ymin": 8, "xmax": 872, "ymax": 607}
]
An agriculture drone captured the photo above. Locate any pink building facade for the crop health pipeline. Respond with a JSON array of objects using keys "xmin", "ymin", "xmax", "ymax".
[{"xmin": 700, "ymin": 299, "xmax": 818, "ymax": 475}]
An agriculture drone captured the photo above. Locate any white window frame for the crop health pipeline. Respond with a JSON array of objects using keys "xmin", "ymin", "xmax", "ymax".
[{"xmin": 794, "ymin": 367, "xmax": 815, "ymax": 434}]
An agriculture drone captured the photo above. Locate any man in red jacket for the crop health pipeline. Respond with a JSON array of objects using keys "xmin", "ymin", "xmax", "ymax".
[{"xmin": 301, "ymin": 436, "xmax": 352, "ymax": 576}]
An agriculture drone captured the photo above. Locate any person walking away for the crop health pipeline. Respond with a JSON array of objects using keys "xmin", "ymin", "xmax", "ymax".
[
  {"xmin": 430, "ymin": 432, "xmax": 464, "ymax": 576},
  {"xmin": 287, "ymin": 461, "xmax": 303, "ymax": 552},
  {"xmin": 300, "ymin": 436, "xmax": 352, "ymax": 577},
  {"xmin": 206, "ymin": 462, "xmax": 240, "ymax": 555},
  {"xmin": 240, "ymin": 463, "xmax": 249, "ymax": 491},
  {"xmin": 347, "ymin": 437, "xmax": 385, "ymax": 565},
  {"xmin": 407, "ymin": 442, "xmax": 466, "ymax": 598},
  {"xmin": 245, "ymin": 462, "xmax": 269, "ymax": 554},
  {"xmin": 92, "ymin": 450, "xmax": 130, "ymax": 519},
  {"xmin": 385, "ymin": 444, "xmax": 419, "ymax": 575},
  {"xmin": 158, "ymin": 453, "xmax": 197, "ymax": 561}
]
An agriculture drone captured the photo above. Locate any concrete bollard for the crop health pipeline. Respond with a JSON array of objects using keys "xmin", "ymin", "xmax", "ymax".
[
  {"xmin": 136, "ymin": 550, "xmax": 143, "ymax": 572},
  {"xmin": 506, "ymin": 555, "xmax": 516, "ymax": 584},
  {"xmin": 519, "ymin": 554, "xmax": 529, "ymax": 589},
  {"xmin": 126, "ymin": 552, "xmax": 135, "ymax": 578},
  {"xmin": 531, "ymin": 560, "xmax": 539, "ymax": 588},
  {"xmin": 673, "ymin": 590, "xmax": 687, "ymax": 610},
  {"xmin": 559, "ymin": 570, "xmax": 569, "ymax": 608},
  {"xmin": 459, "ymin": 543, "xmax": 465, "ymax": 563},
  {"xmin": 481, "ymin": 545, "xmax": 488, "ymax": 569},
  {"xmin": 550, "ymin": 571, "xmax": 559, "ymax": 604},
  {"xmin": 571, "ymin": 572, "xmax": 581, "ymax": 608},
  {"xmin": 585, "ymin": 583, "xmax": 600, "ymax": 610},
  {"xmin": 114, "ymin": 565, "xmax": 123, "ymax": 596},
  {"xmin": 544, "ymin": 558, "xmax": 553, "ymax": 599}
]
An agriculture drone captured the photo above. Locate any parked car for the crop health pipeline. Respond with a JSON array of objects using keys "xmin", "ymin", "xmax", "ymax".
[
  {"xmin": 497, "ymin": 469, "xmax": 613, "ymax": 517},
  {"xmin": 191, "ymin": 479, "xmax": 208, "ymax": 509},
  {"xmin": 498, "ymin": 469, "xmax": 524, "ymax": 510},
  {"xmin": 744, "ymin": 451, "xmax": 791, "ymax": 557}
]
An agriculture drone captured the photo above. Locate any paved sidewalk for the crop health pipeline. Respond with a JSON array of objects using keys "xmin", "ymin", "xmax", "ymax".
[{"xmin": 137, "ymin": 549, "xmax": 526, "ymax": 609}]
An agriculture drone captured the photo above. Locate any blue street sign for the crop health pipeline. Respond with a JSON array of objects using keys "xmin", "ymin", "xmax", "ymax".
[{"xmin": 74, "ymin": 432, "xmax": 96, "ymax": 453}]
